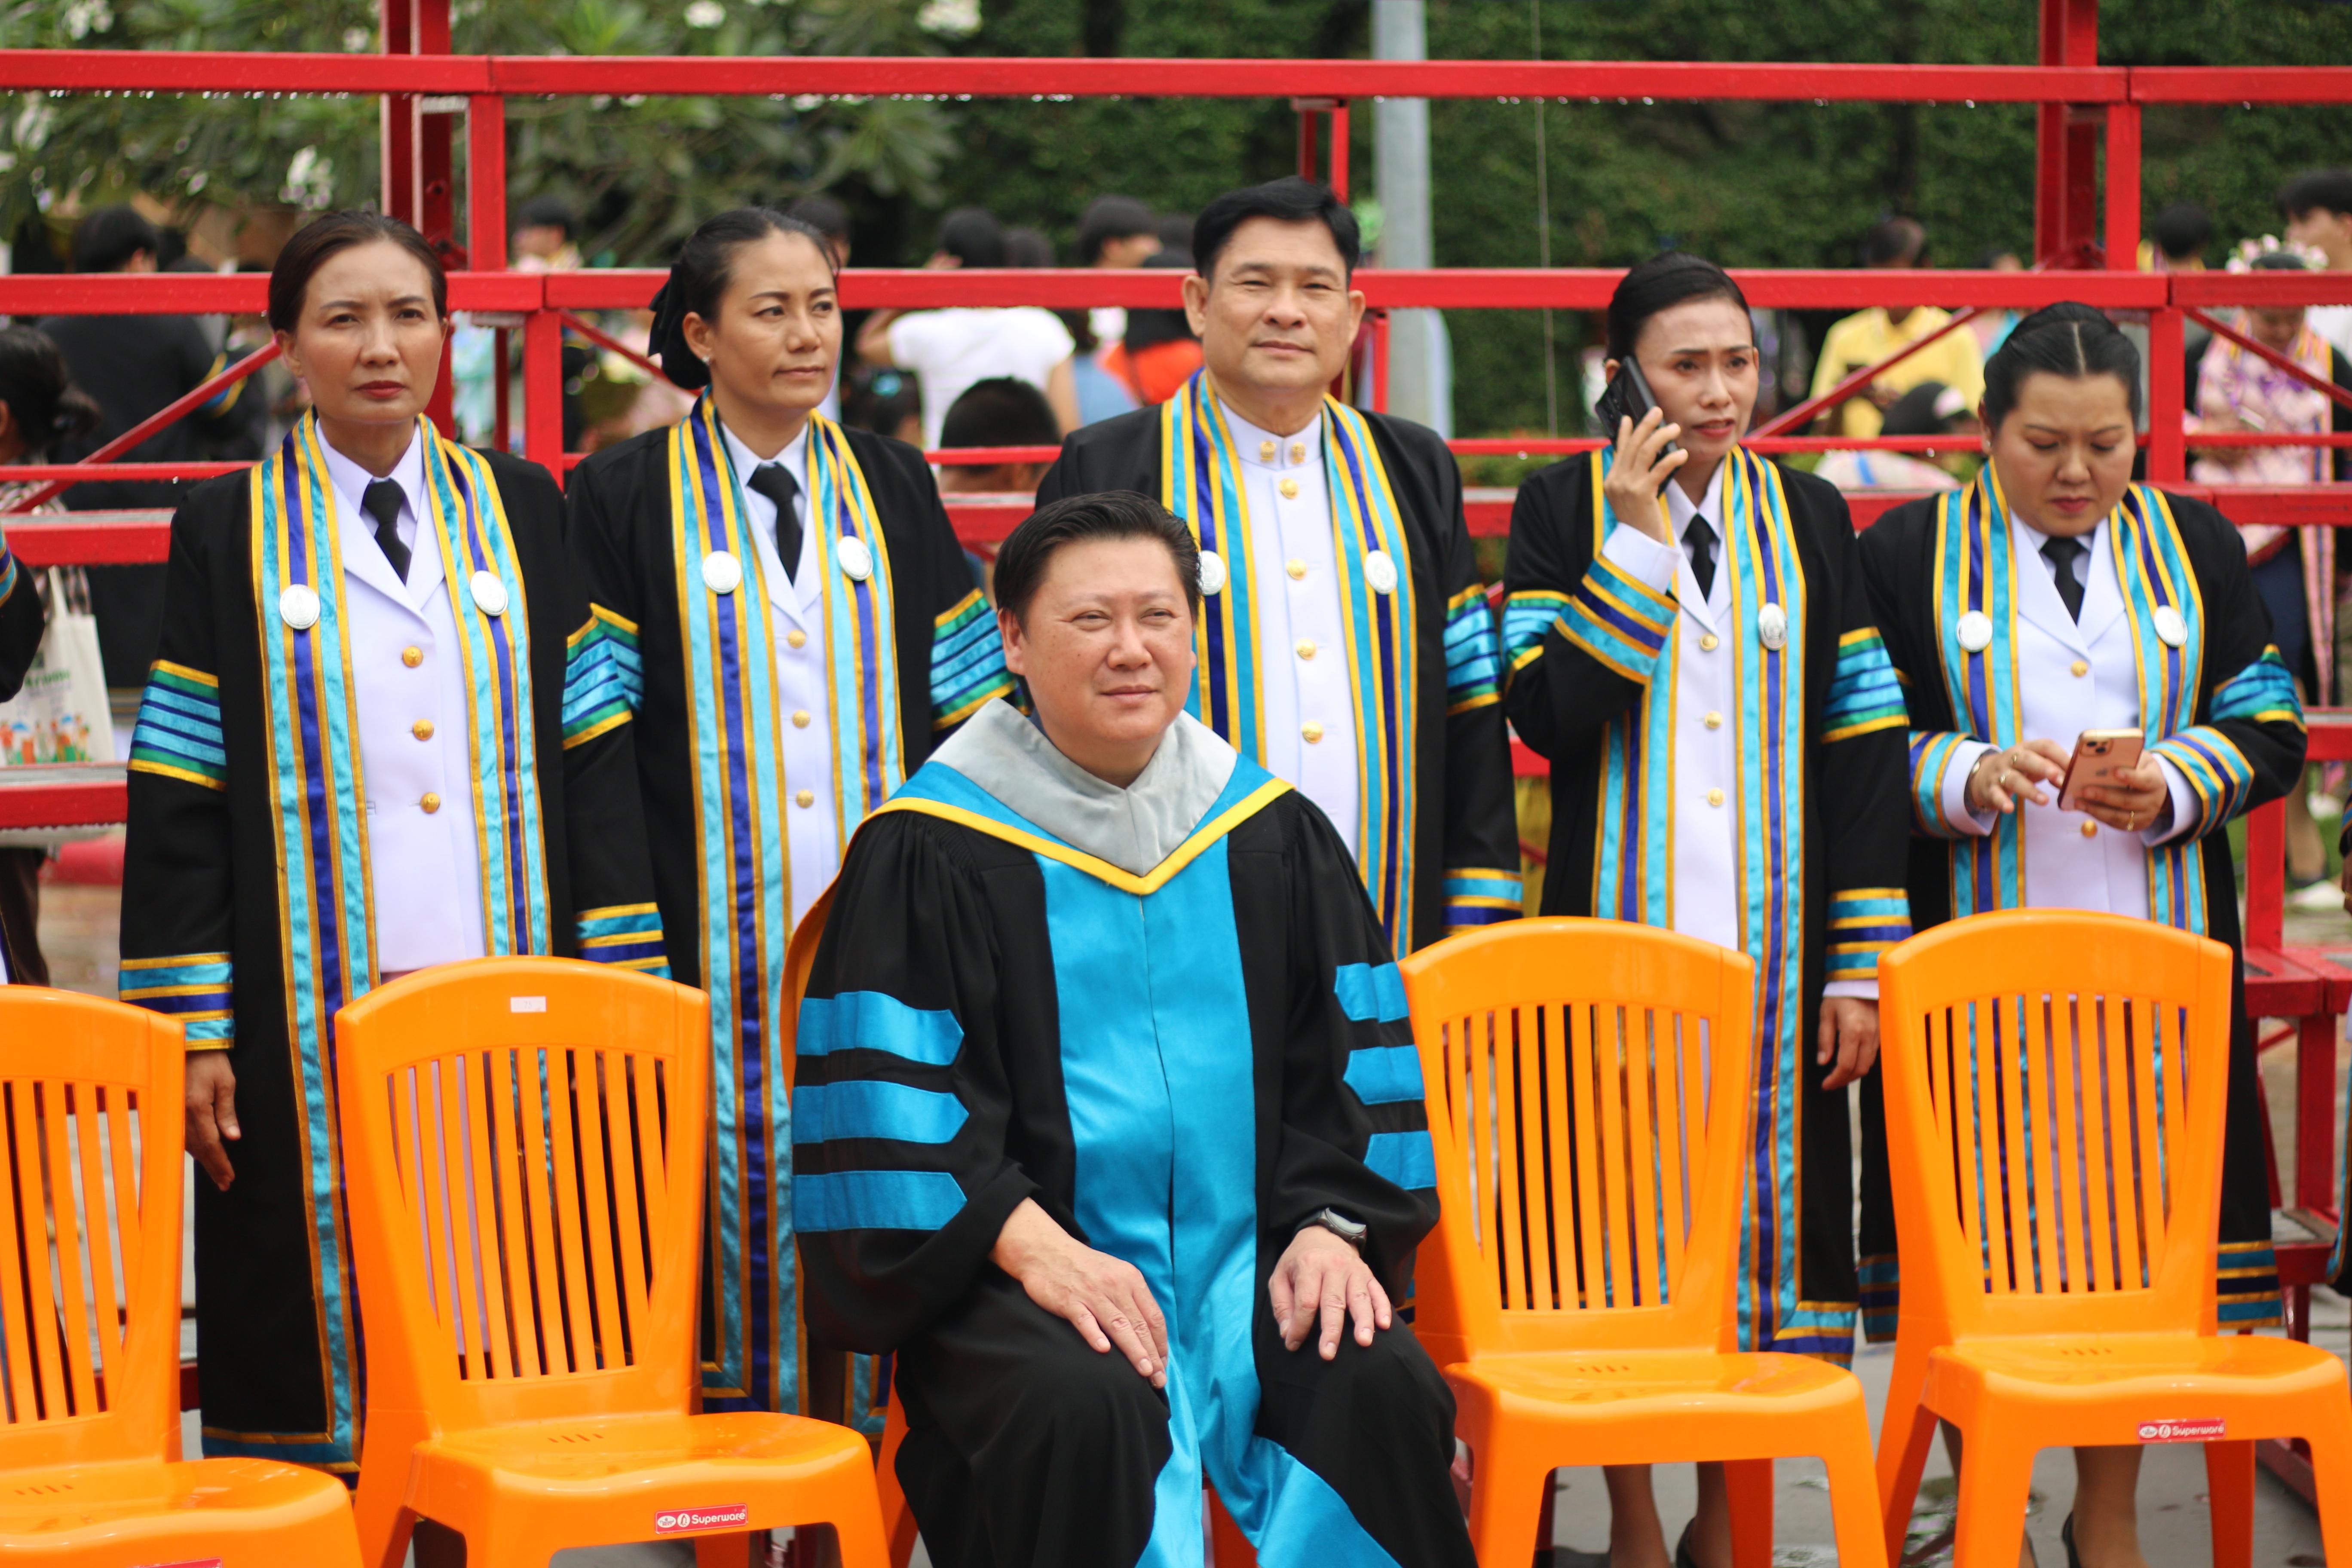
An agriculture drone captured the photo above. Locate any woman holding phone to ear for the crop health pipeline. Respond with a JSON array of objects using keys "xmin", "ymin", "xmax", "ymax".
[
  {"xmin": 1500, "ymin": 253, "xmax": 1912, "ymax": 1568},
  {"xmin": 1857, "ymin": 302, "xmax": 2306, "ymax": 1568}
]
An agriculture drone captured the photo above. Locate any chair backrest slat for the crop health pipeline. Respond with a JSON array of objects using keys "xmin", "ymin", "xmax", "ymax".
[
  {"xmin": 1401, "ymin": 921, "xmax": 1757, "ymax": 1361},
  {"xmin": 0, "ymin": 991, "xmax": 182, "ymax": 1469},
  {"xmin": 337, "ymin": 961, "xmax": 708, "ymax": 1430},
  {"xmin": 1878, "ymin": 913, "xmax": 2232, "ymax": 1339}
]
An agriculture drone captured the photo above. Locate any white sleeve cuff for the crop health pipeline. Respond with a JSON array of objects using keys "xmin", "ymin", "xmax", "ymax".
[
  {"xmin": 1940, "ymin": 739, "xmax": 1998, "ymax": 836},
  {"xmin": 1600, "ymin": 523, "xmax": 1681, "ymax": 595},
  {"xmin": 2144, "ymin": 753, "xmax": 2199, "ymax": 845},
  {"xmin": 1823, "ymin": 979, "xmax": 1880, "ymax": 1001}
]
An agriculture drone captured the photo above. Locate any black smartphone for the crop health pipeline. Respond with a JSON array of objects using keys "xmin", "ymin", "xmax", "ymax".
[{"xmin": 1591, "ymin": 357, "xmax": 1678, "ymax": 466}]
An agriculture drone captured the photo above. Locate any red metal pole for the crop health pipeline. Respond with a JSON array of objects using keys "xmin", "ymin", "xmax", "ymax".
[
  {"xmin": 1372, "ymin": 307, "xmax": 1389, "ymax": 413},
  {"xmin": 7, "ymin": 342, "xmax": 281, "ymax": 511},
  {"xmin": 2146, "ymin": 304, "xmax": 2187, "ymax": 482},
  {"xmin": 524, "ymin": 302, "xmax": 565, "ymax": 483},
  {"xmin": 1329, "ymin": 101, "xmax": 1349, "ymax": 201},
  {"xmin": 468, "ymin": 92, "xmax": 507, "ymax": 272},
  {"xmin": 2105, "ymin": 101, "xmax": 2140, "ymax": 270},
  {"xmin": 381, "ymin": 0, "xmax": 416, "ymax": 222},
  {"xmin": 492, "ymin": 328, "xmax": 511, "ymax": 453},
  {"xmin": 2035, "ymin": 0, "xmax": 2101, "ymax": 264},
  {"xmin": 1298, "ymin": 105, "xmax": 1319, "ymax": 184}
]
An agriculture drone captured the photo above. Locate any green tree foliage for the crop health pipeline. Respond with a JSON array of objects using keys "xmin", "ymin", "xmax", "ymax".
[{"xmin": 0, "ymin": 0, "xmax": 956, "ymax": 265}]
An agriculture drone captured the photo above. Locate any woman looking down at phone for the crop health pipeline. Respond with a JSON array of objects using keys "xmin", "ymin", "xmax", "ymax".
[
  {"xmin": 1856, "ymin": 303, "xmax": 2307, "ymax": 1568},
  {"xmin": 1498, "ymin": 254, "xmax": 1912, "ymax": 1568}
]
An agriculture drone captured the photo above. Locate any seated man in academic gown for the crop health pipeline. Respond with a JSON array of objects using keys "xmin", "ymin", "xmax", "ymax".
[
  {"xmin": 793, "ymin": 491, "xmax": 1476, "ymax": 1568},
  {"xmin": 1035, "ymin": 176, "xmax": 1521, "ymax": 954}
]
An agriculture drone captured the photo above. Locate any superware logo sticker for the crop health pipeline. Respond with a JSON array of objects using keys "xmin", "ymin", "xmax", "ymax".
[
  {"xmin": 2137, "ymin": 1418, "xmax": 2226, "ymax": 1442},
  {"xmin": 654, "ymin": 1504, "xmax": 752, "ymax": 1535}
]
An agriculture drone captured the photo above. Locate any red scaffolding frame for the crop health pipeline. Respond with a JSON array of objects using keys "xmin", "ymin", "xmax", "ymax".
[{"xmin": 1, "ymin": 1, "xmax": 2348, "ymax": 1484}]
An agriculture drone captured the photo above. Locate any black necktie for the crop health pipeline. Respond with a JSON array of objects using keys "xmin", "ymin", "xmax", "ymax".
[
  {"xmin": 2043, "ymin": 536, "xmax": 2087, "ymax": 622},
  {"xmin": 1684, "ymin": 515, "xmax": 1718, "ymax": 602},
  {"xmin": 362, "ymin": 479, "xmax": 410, "ymax": 583},
  {"xmin": 747, "ymin": 463, "xmax": 803, "ymax": 578}
]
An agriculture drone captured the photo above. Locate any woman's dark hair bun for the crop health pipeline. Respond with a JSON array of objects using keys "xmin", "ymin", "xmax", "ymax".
[
  {"xmin": 1981, "ymin": 301, "xmax": 2143, "ymax": 429},
  {"xmin": 1605, "ymin": 251, "xmax": 1752, "ymax": 361},
  {"xmin": 650, "ymin": 206, "xmax": 839, "ymax": 392}
]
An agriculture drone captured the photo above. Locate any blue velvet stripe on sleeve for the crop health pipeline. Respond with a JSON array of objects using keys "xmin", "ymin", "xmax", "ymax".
[
  {"xmin": 575, "ymin": 903, "xmax": 668, "ymax": 977},
  {"xmin": 929, "ymin": 588, "xmax": 1016, "ymax": 729},
  {"xmin": 1822, "ymin": 628, "xmax": 1908, "ymax": 742},
  {"xmin": 127, "ymin": 661, "xmax": 228, "ymax": 790},
  {"xmin": 795, "ymin": 1170, "xmax": 968, "ymax": 1232},
  {"xmin": 1365, "ymin": 1130, "xmax": 1437, "ymax": 1191},
  {"xmin": 119, "ymin": 952, "xmax": 233, "ymax": 1046},
  {"xmin": 560, "ymin": 606, "xmax": 642, "ymax": 748},
  {"xmin": 796, "ymin": 990, "xmax": 965, "ymax": 1064},
  {"xmin": 1442, "ymin": 584, "xmax": 1503, "ymax": 715},
  {"xmin": 2209, "ymin": 646, "xmax": 2305, "ymax": 729},
  {"xmin": 793, "ymin": 1080, "xmax": 968, "ymax": 1146},
  {"xmin": 1332, "ymin": 961, "xmax": 1409, "ymax": 1024}
]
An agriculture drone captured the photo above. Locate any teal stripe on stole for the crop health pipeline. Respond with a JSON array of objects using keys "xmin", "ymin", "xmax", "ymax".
[
  {"xmin": 1038, "ymin": 834, "xmax": 1400, "ymax": 1566},
  {"xmin": 810, "ymin": 414, "xmax": 907, "ymax": 830},
  {"xmin": 1587, "ymin": 450, "xmax": 1678, "ymax": 928},
  {"xmin": 796, "ymin": 991, "xmax": 965, "ymax": 1065},
  {"xmin": 1933, "ymin": 479, "xmax": 2025, "ymax": 919}
]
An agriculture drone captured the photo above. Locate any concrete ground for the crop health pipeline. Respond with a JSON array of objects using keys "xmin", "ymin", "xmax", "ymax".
[{"xmin": 40, "ymin": 861, "xmax": 2349, "ymax": 1566}]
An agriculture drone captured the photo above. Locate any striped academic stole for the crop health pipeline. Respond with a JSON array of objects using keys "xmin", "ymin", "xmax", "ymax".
[
  {"xmin": 667, "ymin": 398, "xmax": 908, "ymax": 1415},
  {"xmin": 244, "ymin": 411, "xmax": 551, "ymax": 1468},
  {"xmin": 1161, "ymin": 372, "xmax": 1423, "ymax": 955},
  {"xmin": 1917, "ymin": 472, "xmax": 2285, "ymax": 936}
]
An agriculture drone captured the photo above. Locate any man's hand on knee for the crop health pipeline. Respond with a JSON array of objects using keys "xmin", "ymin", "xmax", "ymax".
[
  {"xmin": 992, "ymin": 1197, "xmax": 1170, "ymax": 1387},
  {"xmin": 1270, "ymin": 1225, "xmax": 1390, "ymax": 1360}
]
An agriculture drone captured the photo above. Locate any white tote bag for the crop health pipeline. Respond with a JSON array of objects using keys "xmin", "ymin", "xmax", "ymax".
[{"xmin": 0, "ymin": 569, "xmax": 119, "ymax": 848}]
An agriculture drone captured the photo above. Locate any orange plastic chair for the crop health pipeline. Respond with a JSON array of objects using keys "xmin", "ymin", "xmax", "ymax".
[
  {"xmin": 1400, "ymin": 919, "xmax": 1888, "ymax": 1568},
  {"xmin": 334, "ymin": 957, "xmax": 887, "ymax": 1568},
  {"xmin": 0, "ymin": 986, "xmax": 361, "ymax": 1565},
  {"xmin": 1874, "ymin": 910, "xmax": 2352, "ymax": 1568}
]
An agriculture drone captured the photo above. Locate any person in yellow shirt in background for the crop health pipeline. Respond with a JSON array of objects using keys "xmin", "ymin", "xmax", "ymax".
[{"xmin": 1810, "ymin": 217, "xmax": 1986, "ymax": 438}]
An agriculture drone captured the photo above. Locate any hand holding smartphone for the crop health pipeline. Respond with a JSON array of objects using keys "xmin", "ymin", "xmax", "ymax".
[
  {"xmin": 1592, "ymin": 359, "xmax": 1678, "ymax": 473},
  {"xmin": 2057, "ymin": 728, "xmax": 2145, "ymax": 813}
]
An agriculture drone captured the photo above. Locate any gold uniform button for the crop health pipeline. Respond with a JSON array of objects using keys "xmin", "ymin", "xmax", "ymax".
[
  {"xmin": 2080, "ymin": 820, "xmax": 2099, "ymax": 839},
  {"xmin": 1706, "ymin": 788, "xmax": 1725, "ymax": 807},
  {"xmin": 1259, "ymin": 440, "xmax": 1276, "ymax": 461},
  {"xmin": 1286, "ymin": 559, "xmax": 1308, "ymax": 581},
  {"xmin": 411, "ymin": 720, "xmax": 434, "ymax": 742},
  {"xmin": 792, "ymin": 709, "xmax": 812, "ymax": 729},
  {"xmin": 1289, "ymin": 441, "xmax": 1307, "ymax": 465},
  {"xmin": 1700, "ymin": 633, "xmax": 1719, "ymax": 652},
  {"xmin": 420, "ymin": 792, "xmax": 441, "ymax": 815},
  {"xmin": 1278, "ymin": 478, "xmax": 1300, "ymax": 500},
  {"xmin": 401, "ymin": 646, "xmax": 423, "ymax": 668},
  {"xmin": 2070, "ymin": 660, "xmax": 2089, "ymax": 678},
  {"xmin": 786, "ymin": 629, "xmax": 808, "ymax": 649},
  {"xmin": 1296, "ymin": 639, "xmax": 1317, "ymax": 661},
  {"xmin": 1301, "ymin": 721, "xmax": 1325, "ymax": 744},
  {"xmin": 1704, "ymin": 711, "xmax": 1723, "ymax": 730},
  {"xmin": 795, "ymin": 789, "xmax": 816, "ymax": 808}
]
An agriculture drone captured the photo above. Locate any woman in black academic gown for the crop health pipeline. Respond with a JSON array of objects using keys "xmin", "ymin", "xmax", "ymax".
[
  {"xmin": 119, "ymin": 211, "xmax": 662, "ymax": 1486},
  {"xmin": 566, "ymin": 207, "xmax": 1009, "ymax": 1425},
  {"xmin": 1858, "ymin": 303, "xmax": 2306, "ymax": 1568}
]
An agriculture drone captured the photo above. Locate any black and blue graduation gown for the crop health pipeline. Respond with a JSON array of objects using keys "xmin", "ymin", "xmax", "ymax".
[
  {"xmin": 793, "ymin": 721, "xmax": 1474, "ymax": 1568},
  {"xmin": 119, "ymin": 415, "xmax": 664, "ymax": 1470},
  {"xmin": 1035, "ymin": 374, "xmax": 1522, "ymax": 954},
  {"xmin": 567, "ymin": 401, "xmax": 1012, "ymax": 1421},
  {"xmin": 1500, "ymin": 447, "xmax": 1914, "ymax": 1361},
  {"xmin": 1857, "ymin": 476, "xmax": 2308, "ymax": 1330}
]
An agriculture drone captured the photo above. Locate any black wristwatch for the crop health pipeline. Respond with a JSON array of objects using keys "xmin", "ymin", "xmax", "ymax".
[{"xmin": 1301, "ymin": 1208, "xmax": 1367, "ymax": 1248}]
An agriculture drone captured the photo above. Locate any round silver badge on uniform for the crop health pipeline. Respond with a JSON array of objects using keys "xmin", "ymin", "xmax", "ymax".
[
  {"xmin": 1197, "ymin": 549, "xmax": 1228, "ymax": 596},
  {"xmin": 2153, "ymin": 605, "xmax": 2188, "ymax": 648},
  {"xmin": 277, "ymin": 583, "xmax": 320, "ymax": 632},
  {"xmin": 1957, "ymin": 609, "xmax": 1994, "ymax": 653},
  {"xmin": 836, "ymin": 536, "xmax": 875, "ymax": 582},
  {"xmin": 469, "ymin": 570, "xmax": 509, "ymax": 618},
  {"xmin": 701, "ymin": 549, "xmax": 742, "ymax": 595},
  {"xmin": 1757, "ymin": 602, "xmax": 1788, "ymax": 651},
  {"xmin": 1363, "ymin": 549, "xmax": 1399, "ymax": 596}
]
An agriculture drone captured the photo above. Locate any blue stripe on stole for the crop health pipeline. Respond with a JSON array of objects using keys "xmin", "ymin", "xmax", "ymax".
[
  {"xmin": 1344, "ymin": 1045, "xmax": 1424, "ymax": 1106},
  {"xmin": 796, "ymin": 990, "xmax": 965, "ymax": 1065},
  {"xmin": 1327, "ymin": 400, "xmax": 1419, "ymax": 956},
  {"xmin": 1933, "ymin": 476, "xmax": 2026, "ymax": 919},
  {"xmin": 1585, "ymin": 450, "xmax": 1677, "ymax": 928},
  {"xmin": 671, "ymin": 399, "xmax": 795, "ymax": 1414},
  {"xmin": 1501, "ymin": 589, "xmax": 1571, "ymax": 673},
  {"xmin": 810, "ymin": 415, "xmax": 907, "ymax": 828},
  {"xmin": 793, "ymin": 1080, "xmax": 968, "ymax": 1145},
  {"xmin": 1332, "ymin": 962, "xmax": 1409, "ymax": 1023},
  {"xmin": 248, "ymin": 413, "xmax": 366, "ymax": 1467},
  {"xmin": 2113, "ymin": 486, "xmax": 2207, "ymax": 935},
  {"xmin": 795, "ymin": 1170, "xmax": 966, "ymax": 1232}
]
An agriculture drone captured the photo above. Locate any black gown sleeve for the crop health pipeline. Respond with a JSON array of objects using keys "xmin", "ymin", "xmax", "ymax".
[
  {"xmin": 498, "ymin": 452, "xmax": 665, "ymax": 972},
  {"xmin": 793, "ymin": 812, "xmax": 1041, "ymax": 1352},
  {"xmin": 885, "ymin": 440, "xmax": 1012, "ymax": 731},
  {"xmin": 1498, "ymin": 460, "xmax": 1671, "ymax": 763},
  {"xmin": 1417, "ymin": 431, "xmax": 1524, "ymax": 934},
  {"xmin": 0, "ymin": 527, "xmax": 44, "ymax": 701},
  {"xmin": 1273, "ymin": 803, "xmax": 1442, "ymax": 1295},
  {"xmin": 2150, "ymin": 496, "xmax": 2307, "ymax": 845},
  {"xmin": 120, "ymin": 493, "xmax": 238, "ymax": 1048},
  {"xmin": 1795, "ymin": 476, "xmax": 1917, "ymax": 988}
]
